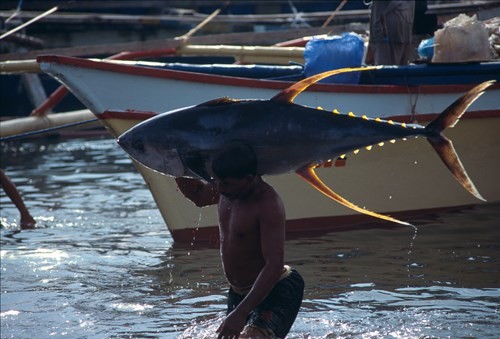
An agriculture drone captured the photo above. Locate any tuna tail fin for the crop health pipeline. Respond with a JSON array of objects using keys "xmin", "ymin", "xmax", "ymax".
[
  {"xmin": 296, "ymin": 165, "xmax": 412, "ymax": 226},
  {"xmin": 271, "ymin": 66, "xmax": 380, "ymax": 103},
  {"xmin": 425, "ymin": 80, "xmax": 495, "ymax": 201}
]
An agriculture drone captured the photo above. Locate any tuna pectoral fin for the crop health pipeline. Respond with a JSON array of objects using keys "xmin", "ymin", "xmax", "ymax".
[
  {"xmin": 425, "ymin": 81, "xmax": 494, "ymax": 201},
  {"xmin": 296, "ymin": 165, "xmax": 412, "ymax": 226}
]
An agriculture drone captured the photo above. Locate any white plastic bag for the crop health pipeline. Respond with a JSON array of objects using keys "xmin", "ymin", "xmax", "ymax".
[{"xmin": 432, "ymin": 14, "xmax": 490, "ymax": 63}]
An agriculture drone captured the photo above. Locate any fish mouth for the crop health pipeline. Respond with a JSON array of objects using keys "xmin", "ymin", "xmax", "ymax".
[
  {"xmin": 117, "ymin": 131, "xmax": 145, "ymax": 156},
  {"xmin": 116, "ymin": 135, "xmax": 128, "ymax": 149}
]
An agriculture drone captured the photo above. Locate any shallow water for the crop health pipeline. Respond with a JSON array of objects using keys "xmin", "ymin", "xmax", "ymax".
[{"xmin": 1, "ymin": 138, "xmax": 499, "ymax": 338}]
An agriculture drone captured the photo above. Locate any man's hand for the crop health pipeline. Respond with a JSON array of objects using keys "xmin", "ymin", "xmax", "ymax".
[
  {"xmin": 216, "ymin": 309, "xmax": 247, "ymax": 339},
  {"xmin": 175, "ymin": 177, "xmax": 219, "ymax": 207}
]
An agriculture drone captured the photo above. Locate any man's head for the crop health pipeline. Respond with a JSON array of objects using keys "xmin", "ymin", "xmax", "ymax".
[{"xmin": 211, "ymin": 141, "xmax": 258, "ymax": 199}]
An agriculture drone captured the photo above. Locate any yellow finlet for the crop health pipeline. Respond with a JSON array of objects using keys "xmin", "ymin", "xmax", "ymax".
[{"xmin": 296, "ymin": 165, "xmax": 412, "ymax": 226}]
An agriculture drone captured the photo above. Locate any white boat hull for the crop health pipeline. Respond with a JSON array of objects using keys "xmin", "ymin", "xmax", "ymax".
[
  {"xmin": 103, "ymin": 113, "xmax": 500, "ymax": 242},
  {"xmin": 38, "ymin": 56, "xmax": 500, "ymax": 243}
]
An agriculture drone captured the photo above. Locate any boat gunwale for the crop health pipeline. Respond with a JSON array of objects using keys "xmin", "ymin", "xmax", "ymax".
[{"xmin": 37, "ymin": 55, "xmax": 500, "ymax": 95}]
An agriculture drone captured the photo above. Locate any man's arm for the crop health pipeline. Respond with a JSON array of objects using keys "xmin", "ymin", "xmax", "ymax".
[
  {"xmin": 0, "ymin": 169, "xmax": 36, "ymax": 229},
  {"xmin": 175, "ymin": 177, "xmax": 219, "ymax": 207}
]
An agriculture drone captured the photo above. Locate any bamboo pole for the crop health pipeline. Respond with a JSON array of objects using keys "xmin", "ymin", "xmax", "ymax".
[
  {"xmin": 1, "ymin": 45, "xmax": 305, "ymax": 74},
  {"xmin": 177, "ymin": 45, "xmax": 304, "ymax": 64},
  {"xmin": 322, "ymin": 0, "xmax": 348, "ymax": 28},
  {"xmin": 0, "ymin": 6, "xmax": 58, "ymax": 40},
  {"xmin": 0, "ymin": 59, "xmax": 40, "ymax": 73},
  {"xmin": 176, "ymin": 6, "xmax": 223, "ymax": 41},
  {"xmin": 177, "ymin": 44, "xmax": 304, "ymax": 57},
  {"xmin": 0, "ymin": 109, "xmax": 98, "ymax": 139}
]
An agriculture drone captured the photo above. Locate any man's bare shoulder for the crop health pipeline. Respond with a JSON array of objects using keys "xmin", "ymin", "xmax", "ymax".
[
  {"xmin": 252, "ymin": 180, "xmax": 281, "ymax": 201},
  {"xmin": 250, "ymin": 180, "xmax": 285, "ymax": 218}
]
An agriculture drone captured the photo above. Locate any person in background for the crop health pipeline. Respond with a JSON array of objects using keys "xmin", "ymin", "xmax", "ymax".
[
  {"xmin": 175, "ymin": 141, "xmax": 304, "ymax": 338},
  {"xmin": 0, "ymin": 168, "xmax": 36, "ymax": 229},
  {"xmin": 366, "ymin": 0, "xmax": 416, "ymax": 65}
]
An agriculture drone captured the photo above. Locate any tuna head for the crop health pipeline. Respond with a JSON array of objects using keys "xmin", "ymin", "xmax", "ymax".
[{"xmin": 117, "ymin": 116, "xmax": 186, "ymax": 177}]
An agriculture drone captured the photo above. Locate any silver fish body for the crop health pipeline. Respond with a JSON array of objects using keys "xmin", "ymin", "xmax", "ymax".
[{"xmin": 118, "ymin": 99, "xmax": 424, "ymax": 181}]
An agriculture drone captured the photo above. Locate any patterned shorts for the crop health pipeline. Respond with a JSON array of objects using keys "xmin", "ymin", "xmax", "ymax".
[{"xmin": 227, "ymin": 268, "xmax": 304, "ymax": 338}]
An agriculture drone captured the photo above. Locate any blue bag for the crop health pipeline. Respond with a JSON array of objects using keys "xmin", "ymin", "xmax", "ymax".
[
  {"xmin": 418, "ymin": 37, "xmax": 435, "ymax": 60},
  {"xmin": 304, "ymin": 33, "xmax": 365, "ymax": 84}
]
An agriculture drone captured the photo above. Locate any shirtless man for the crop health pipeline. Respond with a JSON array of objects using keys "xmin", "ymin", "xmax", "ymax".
[{"xmin": 175, "ymin": 142, "xmax": 304, "ymax": 338}]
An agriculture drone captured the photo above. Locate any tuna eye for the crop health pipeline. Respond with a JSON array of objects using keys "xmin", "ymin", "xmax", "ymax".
[{"xmin": 133, "ymin": 139, "xmax": 145, "ymax": 152}]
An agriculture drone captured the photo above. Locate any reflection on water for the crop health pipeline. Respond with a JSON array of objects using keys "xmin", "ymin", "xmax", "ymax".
[{"xmin": 1, "ymin": 138, "xmax": 499, "ymax": 338}]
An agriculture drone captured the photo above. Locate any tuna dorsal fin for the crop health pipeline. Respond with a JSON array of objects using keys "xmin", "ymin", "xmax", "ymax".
[
  {"xmin": 271, "ymin": 66, "xmax": 380, "ymax": 103},
  {"xmin": 296, "ymin": 165, "xmax": 412, "ymax": 226}
]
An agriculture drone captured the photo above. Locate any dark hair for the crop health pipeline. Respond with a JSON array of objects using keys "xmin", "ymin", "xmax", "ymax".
[{"xmin": 211, "ymin": 141, "xmax": 257, "ymax": 179}]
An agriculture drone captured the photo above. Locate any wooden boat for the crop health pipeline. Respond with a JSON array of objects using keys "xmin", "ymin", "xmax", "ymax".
[{"xmin": 36, "ymin": 55, "xmax": 500, "ymax": 243}]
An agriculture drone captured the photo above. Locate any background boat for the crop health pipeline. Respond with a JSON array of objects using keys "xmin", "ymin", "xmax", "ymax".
[{"xmin": 2, "ymin": 0, "xmax": 498, "ymax": 118}]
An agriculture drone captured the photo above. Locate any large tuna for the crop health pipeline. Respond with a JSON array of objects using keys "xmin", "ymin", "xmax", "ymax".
[{"xmin": 118, "ymin": 67, "xmax": 494, "ymax": 226}]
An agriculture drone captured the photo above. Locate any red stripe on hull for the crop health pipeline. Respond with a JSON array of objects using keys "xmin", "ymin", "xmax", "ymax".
[
  {"xmin": 170, "ymin": 204, "xmax": 478, "ymax": 244},
  {"xmin": 100, "ymin": 110, "xmax": 157, "ymax": 120}
]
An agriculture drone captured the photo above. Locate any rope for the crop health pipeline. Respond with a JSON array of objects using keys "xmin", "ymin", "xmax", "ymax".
[{"xmin": 0, "ymin": 118, "xmax": 99, "ymax": 142}]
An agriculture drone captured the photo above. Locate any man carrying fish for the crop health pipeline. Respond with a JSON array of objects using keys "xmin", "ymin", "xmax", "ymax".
[{"xmin": 176, "ymin": 142, "xmax": 304, "ymax": 338}]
